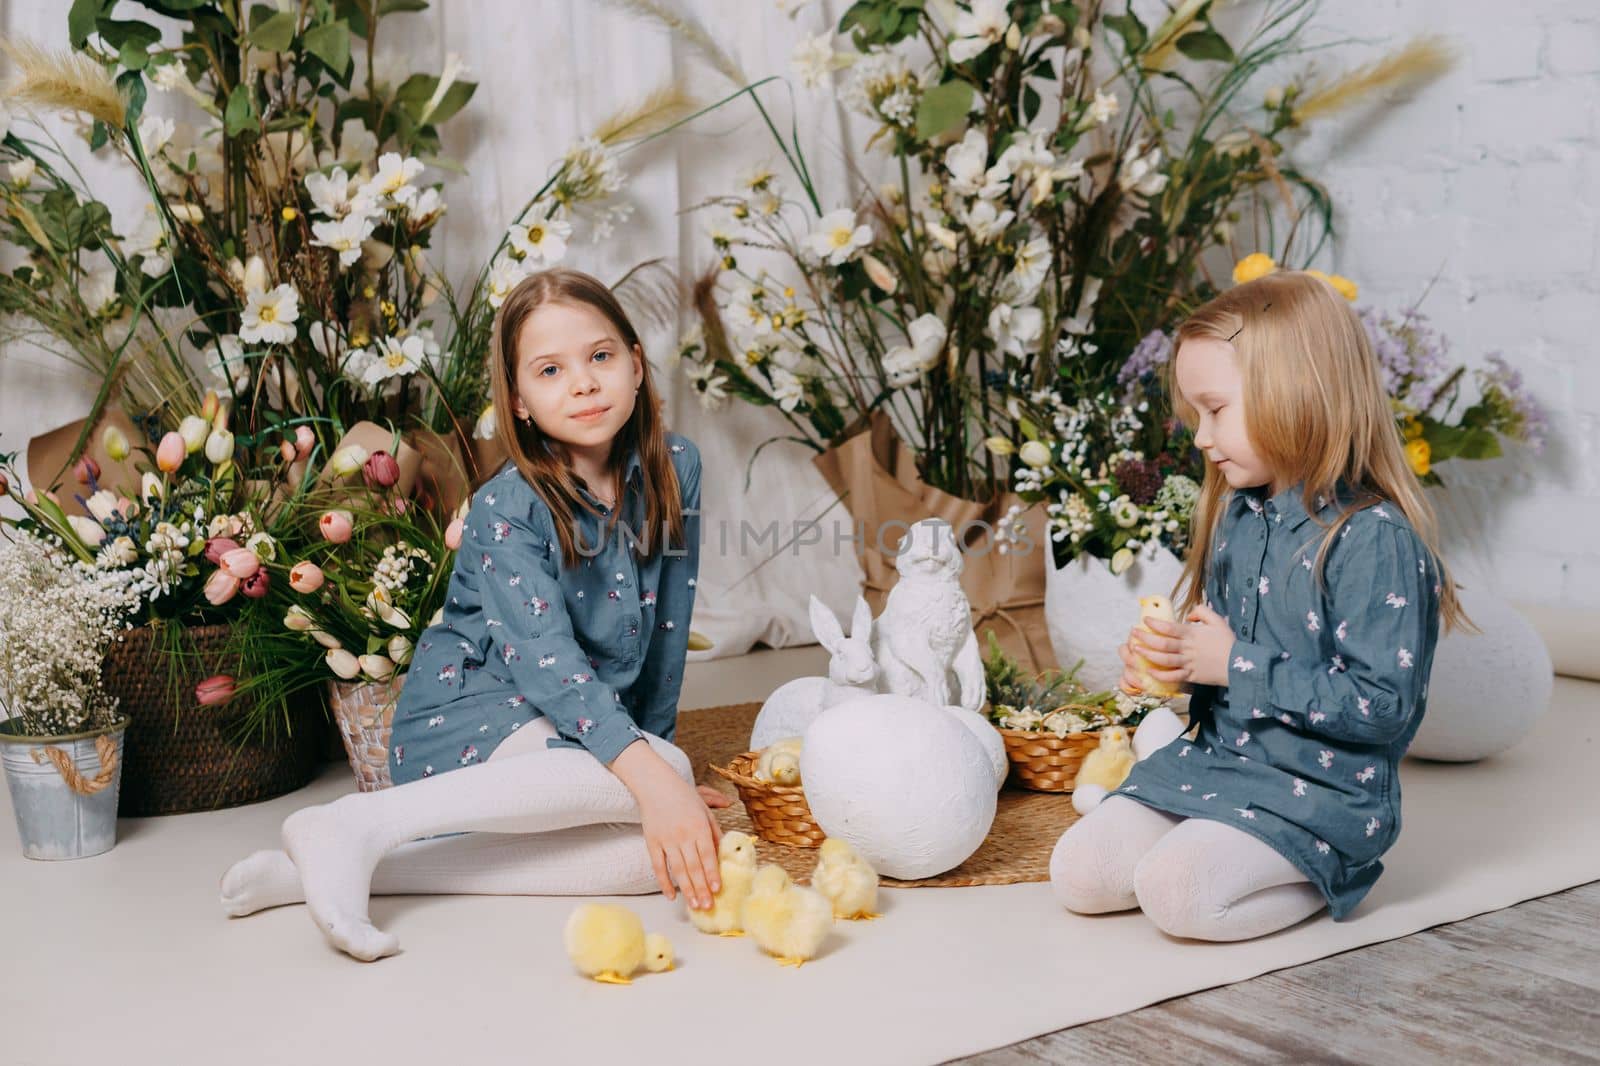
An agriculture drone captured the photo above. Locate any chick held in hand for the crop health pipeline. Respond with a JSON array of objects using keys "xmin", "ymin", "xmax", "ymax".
[
  {"xmin": 1126, "ymin": 595, "xmax": 1183, "ymax": 698},
  {"xmin": 753, "ymin": 736, "xmax": 803, "ymax": 785},
  {"xmin": 1073, "ymin": 725, "xmax": 1137, "ymax": 793},
  {"xmin": 740, "ymin": 863, "xmax": 834, "ymax": 967},
  {"xmin": 688, "ymin": 830, "xmax": 760, "ymax": 937},
  {"xmin": 811, "ymin": 837, "xmax": 881, "ymax": 920},
  {"xmin": 564, "ymin": 903, "xmax": 675, "ymax": 985}
]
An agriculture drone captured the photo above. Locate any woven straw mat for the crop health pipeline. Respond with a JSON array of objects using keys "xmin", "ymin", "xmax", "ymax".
[{"xmin": 677, "ymin": 702, "xmax": 1079, "ymax": 889}]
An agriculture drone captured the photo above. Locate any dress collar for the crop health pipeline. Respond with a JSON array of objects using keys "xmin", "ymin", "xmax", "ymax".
[{"xmin": 1235, "ymin": 481, "xmax": 1357, "ymax": 531}]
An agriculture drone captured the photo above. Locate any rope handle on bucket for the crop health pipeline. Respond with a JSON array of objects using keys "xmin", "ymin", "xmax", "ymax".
[{"xmin": 30, "ymin": 734, "xmax": 119, "ymax": 796}]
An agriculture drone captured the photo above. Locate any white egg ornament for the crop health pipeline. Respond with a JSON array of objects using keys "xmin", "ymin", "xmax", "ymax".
[{"xmin": 801, "ymin": 694, "xmax": 998, "ymax": 880}]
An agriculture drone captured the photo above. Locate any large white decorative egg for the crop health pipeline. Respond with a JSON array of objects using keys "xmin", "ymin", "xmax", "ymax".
[
  {"xmin": 1408, "ymin": 589, "xmax": 1553, "ymax": 762},
  {"xmin": 943, "ymin": 705, "xmax": 1009, "ymax": 790},
  {"xmin": 801, "ymin": 694, "xmax": 998, "ymax": 880}
]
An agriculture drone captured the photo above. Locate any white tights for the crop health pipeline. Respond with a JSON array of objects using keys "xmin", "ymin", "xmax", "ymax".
[
  {"xmin": 219, "ymin": 717, "xmax": 690, "ymax": 961},
  {"xmin": 1050, "ymin": 797, "xmax": 1326, "ymax": 941}
]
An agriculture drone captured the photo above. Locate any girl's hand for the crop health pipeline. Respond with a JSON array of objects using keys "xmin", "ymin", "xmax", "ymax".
[
  {"xmin": 1131, "ymin": 603, "xmax": 1235, "ymax": 688},
  {"xmin": 697, "ymin": 784, "xmax": 733, "ymax": 810},
  {"xmin": 1115, "ymin": 632, "xmax": 1147, "ymax": 694},
  {"xmin": 612, "ymin": 744, "xmax": 723, "ymax": 910}
]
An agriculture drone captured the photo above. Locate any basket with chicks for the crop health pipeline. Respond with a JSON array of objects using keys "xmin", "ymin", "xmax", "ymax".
[
  {"xmin": 711, "ymin": 737, "xmax": 827, "ymax": 848},
  {"xmin": 982, "ymin": 632, "xmax": 1174, "ymax": 793}
]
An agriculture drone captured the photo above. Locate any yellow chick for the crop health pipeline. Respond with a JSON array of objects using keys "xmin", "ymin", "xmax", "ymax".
[
  {"xmin": 688, "ymin": 830, "xmax": 760, "ymax": 937},
  {"xmin": 1126, "ymin": 594, "xmax": 1182, "ymax": 698},
  {"xmin": 754, "ymin": 737, "xmax": 804, "ymax": 785},
  {"xmin": 564, "ymin": 903, "xmax": 674, "ymax": 985},
  {"xmin": 740, "ymin": 863, "xmax": 834, "ymax": 967},
  {"xmin": 1073, "ymin": 725, "xmax": 1137, "ymax": 793},
  {"xmin": 811, "ymin": 837, "xmax": 881, "ymax": 920}
]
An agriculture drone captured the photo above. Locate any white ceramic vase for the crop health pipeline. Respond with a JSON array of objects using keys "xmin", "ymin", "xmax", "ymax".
[
  {"xmin": 1044, "ymin": 546, "xmax": 1186, "ymax": 691},
  {"xmin": 1408, "ymin": 587, "xmax": 1553, "ymax": 762}
]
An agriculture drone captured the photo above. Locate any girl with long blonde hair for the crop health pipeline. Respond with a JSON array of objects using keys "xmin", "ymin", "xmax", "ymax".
[{"xmin": 1051, "ymin": 270, "xmax": 1464, "ymax": 941}]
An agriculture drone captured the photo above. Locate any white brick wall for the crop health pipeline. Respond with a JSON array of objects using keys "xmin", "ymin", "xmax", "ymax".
[{"xmin": 1292, "ymin": 0, "xmax": 1600, "ymax": 606}]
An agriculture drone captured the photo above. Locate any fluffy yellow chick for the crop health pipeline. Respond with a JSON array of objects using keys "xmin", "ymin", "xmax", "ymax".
[
  {"xmin": 754, "ymin": 737, "xmax": 804, "ymax": 785},
  {"xmin": 1126, "ymin": 594, "xmax": 1182, "ymax": 698},
  {"xmin": 564, "ymin": 903, "xmax": 674, "ymax": 985},
  {"xmin": 1073, "ymin": 725, "xmax": 1137, "ymax": 793},
  {"xmin": 688, "ymin": 830, "xmax": 760, "ymax": 937},
  {"xmin": 740, "ymin": 863, "xmax": 834, "ymax": 967},
  {"xmin": 811, "ymin": 837, "xmax": 881, "ymax": 920}
]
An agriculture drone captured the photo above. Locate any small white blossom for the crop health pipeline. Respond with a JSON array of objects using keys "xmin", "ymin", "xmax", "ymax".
[{"xmin": 240, "ymin": 283, "xmax": 300, "ymax": 345}]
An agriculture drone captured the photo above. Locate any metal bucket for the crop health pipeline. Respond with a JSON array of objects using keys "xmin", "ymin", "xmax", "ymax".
[{"xmin": 0, "ymin": 716, "xmax": 129, "ymax": 860}]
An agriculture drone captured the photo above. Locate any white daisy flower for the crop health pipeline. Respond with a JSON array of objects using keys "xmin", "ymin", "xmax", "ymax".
[
  {"xmin": 358, "ymin": 152, "xmax": 424, "ymax": 208},
  {"xmin": 804, "ymin": 208, "xmax": 872, "ymax": 265},
  {"xmin": 486, "ymin": 256, "xmax": 531, "ymax": 308},
  {"xmin": 361, "ymin": 334, "xmax": 428, "ymax": 388},
  {"xmin": 239, "ymin": 283, "xmax": 301, "ymax": 345},
  {"xmin": 311, "ymin": 212, "xmax": 376, "ymax": 268},
  {"xmin": 948, "ymin": 0, "xmax": 1010, "ymax": 62},
  {"xmin": 507, "ymin": 208, "xmax": 572, "ymax": 266},
  {"xmin": 305, "ymin": 168, "xmax": 356, "ymax": 218}
]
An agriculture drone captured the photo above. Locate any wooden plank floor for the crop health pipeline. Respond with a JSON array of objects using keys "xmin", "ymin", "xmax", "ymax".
[{"xmin": 960, "ymin": 881, "xmax": 1600, "ymax": 1065}]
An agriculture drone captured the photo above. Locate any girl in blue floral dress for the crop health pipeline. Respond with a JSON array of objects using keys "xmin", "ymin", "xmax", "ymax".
[
  {"xmin": 225, "ymin": 269, "xmax": 727, "ymax": 961},
  {"xmin": 1051, "ymin": 271, "xmax": 1469, "ymax": 941}
]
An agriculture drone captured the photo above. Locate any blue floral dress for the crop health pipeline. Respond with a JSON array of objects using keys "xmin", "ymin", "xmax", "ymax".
[
  {"xmin": 387, "ymin": 433, "xmax": 701, "ymax": 784},
  {"xmin": 1116, "ymin": 483, "xmax": 1442, "ymax": 918}
]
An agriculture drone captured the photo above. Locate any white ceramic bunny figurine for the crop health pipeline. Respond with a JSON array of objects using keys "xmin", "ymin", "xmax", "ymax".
[
  {"xmin": 871, "ymin": 519, "xmax": 985, "ymax": 714},
  {"xmin": 749, "ymin": 595, "xmax": 881, "ymax": 750}
]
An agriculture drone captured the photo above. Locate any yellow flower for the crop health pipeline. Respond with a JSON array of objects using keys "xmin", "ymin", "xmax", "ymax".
[
  {"xmin": 1232, "ymin": 253, "xmax": 1276, "ymax": 284},
  {"xmin": 1402, "ymin": 418, "xmax": 1424, "ymax": 440},
  {"xmin": 281, "ymin": 206, "xmax": 298, "ymax": 222},
  {"xmin": 1306, "ymin": 268, "xmax": 1359, "ymax": 301},
  {"xmin": 1405, "ymin": 437, "xmax": 1430, "ymax": 476}
]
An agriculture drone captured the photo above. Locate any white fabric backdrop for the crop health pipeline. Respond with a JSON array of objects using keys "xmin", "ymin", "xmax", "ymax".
[{"xmin": 1, "ymin": 1, "xmax": 1595, "ymax": 660}]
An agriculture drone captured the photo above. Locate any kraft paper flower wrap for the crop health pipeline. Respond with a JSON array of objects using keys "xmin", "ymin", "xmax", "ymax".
[{"xmin": 813, "ymin": 411, "xmax": 1055, "ymax": 672}]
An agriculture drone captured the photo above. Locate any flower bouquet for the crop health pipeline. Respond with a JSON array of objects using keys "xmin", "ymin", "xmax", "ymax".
[
  {"xmin": 0, "ymin": 529, "xmax": 135, "ymax": 856},
  {"xmin": 216, "ymin": 435, "xmax": 457, "ymax": 790}
]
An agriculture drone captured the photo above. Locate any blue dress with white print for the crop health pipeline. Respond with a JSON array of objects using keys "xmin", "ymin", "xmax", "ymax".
[
  {"xmin": 1115, "ymin": 482, "xmax": 1442, "ymax": 919},
  {"xmin": 387, "ymin": 433, "xmax": 701, "ymax": 784}
]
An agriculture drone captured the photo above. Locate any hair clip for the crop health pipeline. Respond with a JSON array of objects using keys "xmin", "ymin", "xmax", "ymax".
[{"xmin": 1225, "ymin": 302, "xmax": 1272, "ymax": 342}]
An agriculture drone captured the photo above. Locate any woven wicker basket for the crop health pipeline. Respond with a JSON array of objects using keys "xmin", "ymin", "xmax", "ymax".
[
  {"xmin": 997, "ymin": 728, "xmax": 1104, "ymax": 792},
  {"xmin": 101, "ymin": 624, "xmax": 323, "ymax": 816},
  {"xmin": 710, "ymin": 751, "xmax": 826, "ymax": 848}
]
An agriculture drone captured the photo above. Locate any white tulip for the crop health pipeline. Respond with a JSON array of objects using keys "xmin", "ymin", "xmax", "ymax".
[{"xmin": 326, "ymin": 648, "xmax": 362, "ymax": 680}]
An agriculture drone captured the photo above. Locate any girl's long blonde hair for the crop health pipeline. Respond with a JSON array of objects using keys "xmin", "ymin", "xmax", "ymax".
[
  {"xmin": 488, "ymin": 268, "xmax": 685, "ymax": 569},
  {"xmin": 1167, "ymin": 271, "xmax": 1468, "ymax": 632}
]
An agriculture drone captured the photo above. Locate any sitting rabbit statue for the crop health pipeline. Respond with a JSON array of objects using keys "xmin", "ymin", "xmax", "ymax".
[
  {"xmin": 871, "ymin": 519, "xmax": 985, "ymax": 715},
  {"xmin": 749, "ymin": 595, "xmax": 880, "ymax": 750}
]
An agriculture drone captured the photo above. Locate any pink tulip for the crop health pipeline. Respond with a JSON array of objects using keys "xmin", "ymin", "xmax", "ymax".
[
  {"xmin": 0, "ymin": 472, "xmax": 8, "ymax": 496},
  {"xmin": 203, "ymin": 568, "xmax": 240, "ymax": 605},
  {"xmin": 156, "ymin": 431, "xmax": 185, "ymax": 473},
  {"xmin": 279, "ymin": 440, "xmax": 297, "ymax": 463},
  {"xmin": 241, "ymin": 569, "xmax": 270, "ymax": 598},
  {"xmin": 219, "ymin": 547, "xmax": 261, "ymax": 579},
  {"xmin": 444, "ymin": 517, "xmax": 464, "ymax": 551},
  {"xmin": 319, "ymin": 510, "xmax": 353, "ymax": 543},
  {"xmin": 204, "ymin": 537, "xmax": 241, "ymax": 565},
  {"xmin": 363, "ymin": 450, "xmax": 400, "ymax": 490},
  {"xmin": 289, "ymin": 561, "xmax": 325, "ymax": 593},
  {"xmin": 74, "ymin": 456, "xmax": 101, "ymax": 485},
  {"xmin": 294, "ymin": 425, "xmax": 315, "ymax": 459},
  {"xmin": 195, "ymin": 675, "xmax": 236, "ymax": 706}
]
